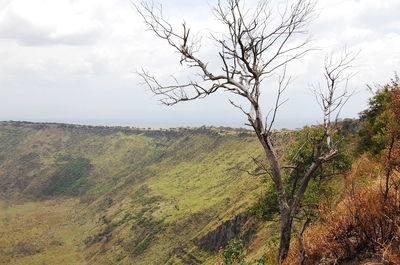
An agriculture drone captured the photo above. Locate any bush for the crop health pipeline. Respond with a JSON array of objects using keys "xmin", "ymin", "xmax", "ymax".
[
  {"xmin": 358, "ymin": 77, "xmax": 399, "ymax": 155},
  {"xmin": 223, "ymin": 239, "xmax": 246, "ymax": 265},
  {"xmin": 249, "ymin": 184, "xmax": 279, "ymax": 221}
]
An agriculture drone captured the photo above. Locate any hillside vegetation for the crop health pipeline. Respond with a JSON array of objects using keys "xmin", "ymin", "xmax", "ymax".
[{"xmin": 0, "ymin": 122, "xmax": 296, "ymax": 265}]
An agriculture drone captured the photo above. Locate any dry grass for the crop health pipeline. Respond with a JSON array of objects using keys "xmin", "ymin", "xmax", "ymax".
[{"xmin": 284, "ymin": 156, "xmax": 400, "ymax": 265}]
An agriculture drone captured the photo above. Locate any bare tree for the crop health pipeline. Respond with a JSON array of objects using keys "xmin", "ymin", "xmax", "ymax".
[{"xmin": 133, "ymin": 0, "xmax": 354, "ymax": 262}]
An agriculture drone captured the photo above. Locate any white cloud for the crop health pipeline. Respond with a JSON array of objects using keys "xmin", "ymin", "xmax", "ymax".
[{"xmin": 0, "ymin": 0, "xmax": 106, "ymax": 46}]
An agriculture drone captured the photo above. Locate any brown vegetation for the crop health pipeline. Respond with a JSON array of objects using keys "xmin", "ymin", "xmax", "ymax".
[
  {"xmin": 284, "ymin": 80, "xmax": 400, "ymax": 265},
  {"xmin": 283, "ymin": 156, "xmax": 400, "ymax": 265}
]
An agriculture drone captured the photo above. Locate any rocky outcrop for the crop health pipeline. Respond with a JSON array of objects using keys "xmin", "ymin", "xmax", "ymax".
[{"xmin": 197, "ymin": 215, "xmax": 257, "ymax": 252}]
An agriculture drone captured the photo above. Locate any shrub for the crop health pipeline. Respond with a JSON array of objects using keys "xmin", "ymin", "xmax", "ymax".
[
  {"xmin": 358, "ymin": 77, "xmax": 400, "ymax": 156},
  {"xmin": 249, "ymin": 184, "xmax": 279, "ymax": 221},
  {"xmin": 223, "ymin": 239, "xmax": 246, "ymax": 265}
]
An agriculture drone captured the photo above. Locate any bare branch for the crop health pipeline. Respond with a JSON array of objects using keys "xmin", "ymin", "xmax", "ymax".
[
  {"xmin": 265, "ymin": 65, "xmax": 291, "ymax": 133},
  {"xmin": 230, "ymin": 165, "xmax": 269, "ymax": 177},
  {"xmin": 312, "ymin": 49, "xmax": 358, "ymax": 159},
  {"xmin": 134, "ymin": 0, "xmax": 315, "ymax": 114}
]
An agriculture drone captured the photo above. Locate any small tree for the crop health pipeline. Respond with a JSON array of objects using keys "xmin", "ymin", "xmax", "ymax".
[
  {"xmin": 134, "ymin": 0, "xmax": 354, "ymax": 262},
  {"xmin": 357, "ymin": 77, "xmax": 400, "ymax": 199}
]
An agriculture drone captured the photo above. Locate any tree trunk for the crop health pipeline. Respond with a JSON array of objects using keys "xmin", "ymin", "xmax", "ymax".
[
  {"xmin": 278, "ymin": 210, "xmax": 293, "ymax": 263},
  {"xmin": 256, "ymin": 133, "xmax": 294, "ymax": 263}
]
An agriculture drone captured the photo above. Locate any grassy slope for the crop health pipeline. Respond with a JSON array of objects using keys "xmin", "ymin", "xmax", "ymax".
[
  {"xmin": 0, "ymin": 199, "xmax": 85, "ymax": 265},
  {"xmin": 0, "ymin": 122, "xmax": 294, "ymax": 265}
]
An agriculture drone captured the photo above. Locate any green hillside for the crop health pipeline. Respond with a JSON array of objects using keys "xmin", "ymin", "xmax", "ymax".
[{"xmin": 0, "ymin": 121, "xmax": 294, "ymax": 265}]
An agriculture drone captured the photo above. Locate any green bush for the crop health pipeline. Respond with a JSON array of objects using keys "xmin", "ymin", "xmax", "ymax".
[
  {"xmin": 223, "ymin": 239, "xmax": 246, "ymax": 265},
  {"xmin": 358, "ymin": 78, "xmax": 399, "ymax": 155},
  {"xmin": 249, "ymin": 183, "xmax": 279, "ymax": 221},
  {"xmin": 284, "ymin": 127, "xmax": 352, "ymax": 206}
]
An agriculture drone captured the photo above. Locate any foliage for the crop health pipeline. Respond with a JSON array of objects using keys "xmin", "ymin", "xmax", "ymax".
[
  {"xmin": 358, "ymin": 77, "xmax": 399, "ymax": 155},
  {"xmin": 250, "ymin": 126, "xmax": 353, "ymax": 222},
  {"xmin": 223, "ymin": 239, "xmax": 246, "ymax": 265},
  {"xmin": 382, "ymin": 79, "xmax": 400, "ymax": 198},
  {"xmin": 249, "ymin": 183, "xmax": 279, "ymax": 221},
  {"xmin": 284, "ymin": 127, "xmax": 352, "ymax": 209},
  {"xmin": 286, "ymin": 126, "xmax": 353, "ymax": 182}
]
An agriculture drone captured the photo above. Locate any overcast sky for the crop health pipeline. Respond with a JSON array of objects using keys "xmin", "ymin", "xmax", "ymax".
[{"xmin": 0, "ymin": 0, "xmax": 399, "ymax": 128}]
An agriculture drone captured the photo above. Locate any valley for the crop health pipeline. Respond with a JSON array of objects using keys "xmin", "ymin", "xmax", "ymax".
[{"xmin": 0, "ymin": 122, "xmax": 287, "ymax": 264}]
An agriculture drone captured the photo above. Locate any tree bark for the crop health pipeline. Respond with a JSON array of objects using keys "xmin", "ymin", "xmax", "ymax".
[
  {"xmin": 258, "ymin": 132, "xmax": 294, "ymax": 263},
  {"xmin": 278, "ymin": 210, "xmax": 293, "ymax": 263}
]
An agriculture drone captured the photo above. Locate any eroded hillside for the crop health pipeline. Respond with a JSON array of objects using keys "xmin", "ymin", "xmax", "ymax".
[{"xmin": 0, "ymin": 122, "xmax": 295, "ymax": 265}]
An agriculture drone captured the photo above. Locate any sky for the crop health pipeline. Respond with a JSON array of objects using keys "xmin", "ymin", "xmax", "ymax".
[{"xmin": 0, "ymin": 0, "xmax": 399, "ymax": 128}]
